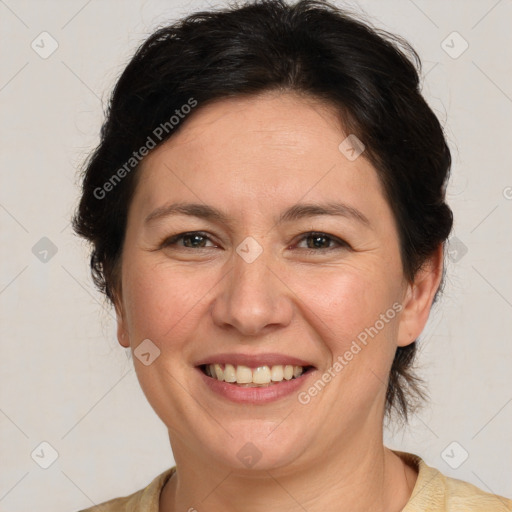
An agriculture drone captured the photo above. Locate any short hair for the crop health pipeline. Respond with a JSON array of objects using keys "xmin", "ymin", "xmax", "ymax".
[{"xmin": 73, "ymin": 0, "xmax": 453, "ymax": 421}]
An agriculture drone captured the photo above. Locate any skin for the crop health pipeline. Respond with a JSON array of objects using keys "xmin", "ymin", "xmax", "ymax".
[{"xmin": 114, "ymin": 91, "xmax": 443, "ymax": 512}]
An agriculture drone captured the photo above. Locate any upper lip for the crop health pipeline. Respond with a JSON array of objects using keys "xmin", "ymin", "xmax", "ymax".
[{"xmin": 194, "ymin": 353, "xmax": 316, "ymax": 368}]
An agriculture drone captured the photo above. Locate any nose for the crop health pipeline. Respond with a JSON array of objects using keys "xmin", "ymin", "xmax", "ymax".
[{"xmin": 211, "ymin": 245, "xmax": 293, "ymax": 336}]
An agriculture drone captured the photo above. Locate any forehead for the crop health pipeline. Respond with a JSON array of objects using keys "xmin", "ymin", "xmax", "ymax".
[
  {"xmin": 133, "ymin": 92, "xmax": 388, "ymax": 223},
  {"xmin": 155, "ymin": 91, "xmax": 347, "ymax": 159}
]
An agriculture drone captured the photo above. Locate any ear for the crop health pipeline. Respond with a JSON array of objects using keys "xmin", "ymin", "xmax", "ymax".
[
  {"xmin": 396, "ymin": 244, "xmax": 444, "ymax": 347},
  {"xmin": 114, "ymin": 296, "xmax": 130, "ymax": 348}
]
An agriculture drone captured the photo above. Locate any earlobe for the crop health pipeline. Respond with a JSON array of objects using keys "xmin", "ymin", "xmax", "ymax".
[
  {"xmin": 118, "ymin": 329, "xmax": 130, "ymax": 348},
  {"xmin": 396, "ymin": 245, "xmax": 444, "ymax": 347},
  {"xmin": 115, "ymin": 300, "xmax": 130, "ymax": 348}
]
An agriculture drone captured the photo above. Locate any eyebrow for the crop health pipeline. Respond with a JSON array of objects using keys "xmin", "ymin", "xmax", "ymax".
[{"xmin": 144, "ymin": 201, "xmax": 370, "ymax": 228}]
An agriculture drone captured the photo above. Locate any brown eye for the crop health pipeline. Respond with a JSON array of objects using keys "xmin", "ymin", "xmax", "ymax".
[
  {"xmin": 296, "ymin": 232, "xmax": 350, "ymax": 252},
  {"xmin": 161, "ymin": 232, "xmax": 216, "ymax": 249}
]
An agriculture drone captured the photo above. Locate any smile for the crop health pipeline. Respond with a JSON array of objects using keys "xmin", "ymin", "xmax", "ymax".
[{"xmin": 200, "ymin": 363, "xmax": 315, "ymax": 387}]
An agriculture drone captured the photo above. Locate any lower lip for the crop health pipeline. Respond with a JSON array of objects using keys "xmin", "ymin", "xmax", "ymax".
[{"xmin": 197, "ymin": 367, "xmax": 316, "ymax": 404}]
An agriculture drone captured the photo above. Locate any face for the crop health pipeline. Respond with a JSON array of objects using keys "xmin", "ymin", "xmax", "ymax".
[{"xmin": 116, "ymin": 92, "xmax": 431, "ymax": 472}]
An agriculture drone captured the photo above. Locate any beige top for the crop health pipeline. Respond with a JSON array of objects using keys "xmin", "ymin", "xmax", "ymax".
[{"xmin": 77, "ymin": 451, "xmax": 512, "ymax": 511}]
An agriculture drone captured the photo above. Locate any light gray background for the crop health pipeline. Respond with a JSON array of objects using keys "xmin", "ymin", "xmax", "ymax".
[{"xmin": 1, "ymin": 0, "xmax": 511, "ymax": 510}]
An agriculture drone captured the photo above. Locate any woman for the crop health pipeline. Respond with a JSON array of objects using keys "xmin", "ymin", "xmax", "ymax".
[{"xmin": 72, "ymin": 0, "xmax": 512, "ymax": 510}]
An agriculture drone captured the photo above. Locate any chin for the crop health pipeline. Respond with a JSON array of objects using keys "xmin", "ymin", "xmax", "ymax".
[{"xmin": 199, "ymin": 420, "xmax": 312, "ymax": 473}]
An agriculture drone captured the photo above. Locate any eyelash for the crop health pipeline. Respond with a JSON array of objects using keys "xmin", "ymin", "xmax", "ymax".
[{"xmin": 160, "ymin": 231, "xmax": 350, "ymax": 253}]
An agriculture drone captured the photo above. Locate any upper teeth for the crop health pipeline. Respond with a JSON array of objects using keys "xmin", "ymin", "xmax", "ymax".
[{"xmin": 205, "ymin": 364, "xmax": 305, "ymax": 384}]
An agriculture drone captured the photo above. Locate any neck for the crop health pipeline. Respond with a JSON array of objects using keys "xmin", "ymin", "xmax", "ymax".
[{"xmin": 160, "ymin": 426, "xmax": 416, "ymax": 512}]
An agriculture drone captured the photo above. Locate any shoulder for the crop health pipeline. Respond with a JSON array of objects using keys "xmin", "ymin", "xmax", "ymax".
[
  {"xmin": 397, "ymin": 451, "xmax": 512, "ymax": 512},
  {"xmin": 75, "ymin": 467, "xmax": 175, "ymax": 512}
]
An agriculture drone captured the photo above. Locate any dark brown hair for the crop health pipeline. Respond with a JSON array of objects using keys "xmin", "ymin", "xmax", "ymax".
[{"xmin": 73, "ymin": 0, "xmax": 453, "ymax": 421}]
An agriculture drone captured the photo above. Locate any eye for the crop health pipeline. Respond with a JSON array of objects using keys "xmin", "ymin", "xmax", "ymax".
[
  {"xmin": 160, "ymin": 231, "xmax": 217, "ymax": 249},
  {"xmin": 159, "ymin": 231, "xmax": 350, "ymax": 252},
  {"xmin": 294, "ymin": 232, "xmax": 350, "ymax": 252}
]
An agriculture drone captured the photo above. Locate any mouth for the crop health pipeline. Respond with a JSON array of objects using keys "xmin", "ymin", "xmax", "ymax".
[{"xmin": 198, "ymin": 363, "xmax": 316, "ymax": 387}]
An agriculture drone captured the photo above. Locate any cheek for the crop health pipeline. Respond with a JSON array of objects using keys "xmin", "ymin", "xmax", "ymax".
[
  {"xmin": 120, "ymin": 258, "xmax": 206, "ymax": 347},
  {"xmin": 294, "ymin": 268, "xmax": 402, "ymax": 410},
  {"xmin": 292, "ymin": 264, "xmax": 401, "ymax": 345},
  {"xmin": 122, "ymin": 254, "xmax": 403, "ymax": 346}
]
